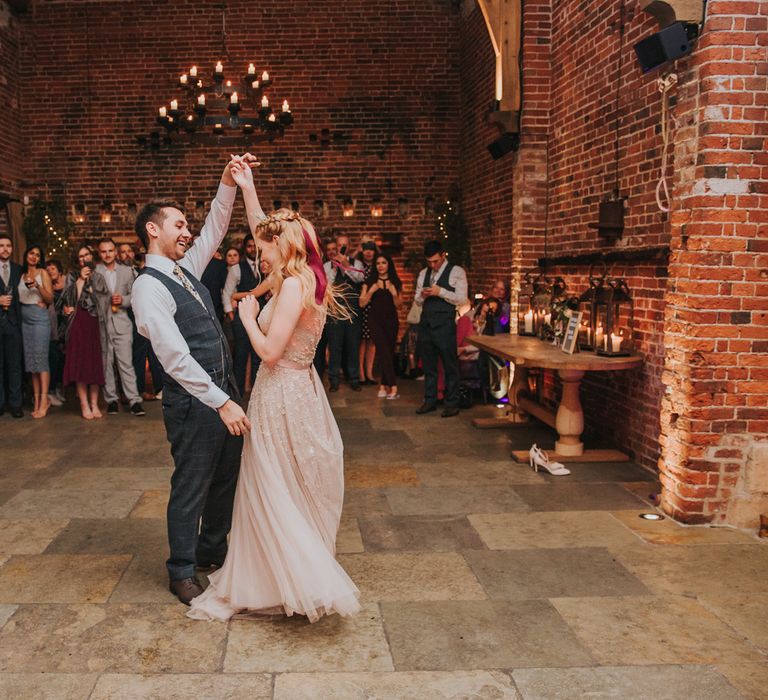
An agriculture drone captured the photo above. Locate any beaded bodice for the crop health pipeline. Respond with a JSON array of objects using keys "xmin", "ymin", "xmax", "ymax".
[{"xmin": 259, "ymin": 295, "xmax": 325, "ymax": 366}]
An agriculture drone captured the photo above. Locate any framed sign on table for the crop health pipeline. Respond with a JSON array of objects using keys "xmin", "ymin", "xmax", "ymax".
[{"xmin": 561, "ymin": 311, "xmax": 582, "ymax": 354}]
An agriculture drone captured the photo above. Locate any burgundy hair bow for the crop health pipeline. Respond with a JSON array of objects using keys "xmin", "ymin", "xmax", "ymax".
[{"xmin": 302, "ymin": 228, "xmax": 328, "ymax": 305}]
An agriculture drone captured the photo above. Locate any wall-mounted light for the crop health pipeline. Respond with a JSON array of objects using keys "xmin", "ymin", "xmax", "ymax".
[
  {"xmin": 72, "ymin": 203, "xmax": 86, "ymax": 224},
  {"xmin": 100, "ymin": 203, "xmax": 112, "ymax": 224},
  {"xmin": 342, "ymin": 199, "xmax": 354, "ymax": 217},
  {"xmin": 370, "ymin": 200, "xmax": 383, "ymax": 218}
]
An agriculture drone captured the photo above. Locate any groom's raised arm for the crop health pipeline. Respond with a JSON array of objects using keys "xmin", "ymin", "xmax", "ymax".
[{"xmin": 184, "ymin": 163, "xmax": 238, "ymax": 279}]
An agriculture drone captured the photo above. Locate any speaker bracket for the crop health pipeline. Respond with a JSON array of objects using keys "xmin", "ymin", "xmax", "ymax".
[
  {"xmin": 640, "ymin": 0, "xmax": 705, "ymax": 28},
  {"xmin": 489, "ymin": 109, "xmax": 520, "ymax": 134}
]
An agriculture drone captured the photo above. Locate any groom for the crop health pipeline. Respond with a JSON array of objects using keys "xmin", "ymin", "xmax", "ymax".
[{"xmin": 132, "ymin": 156, "xmax": 262, "ymax": 605}]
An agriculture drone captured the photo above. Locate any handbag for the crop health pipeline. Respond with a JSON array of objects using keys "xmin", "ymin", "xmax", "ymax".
[{"xmin": 406, "ymin": 300, "xmax": 422, "ymax": 325}]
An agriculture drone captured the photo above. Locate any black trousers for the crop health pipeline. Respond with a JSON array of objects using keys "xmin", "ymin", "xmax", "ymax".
[
  {"xmin": 370, "ymin": 315, "xmax": 399, "ymax": 387},
  {"xmin": 162, "ymin": 385, "xmax": 242, "ymax": 580},
  {"xmin": 232, "ymin": 313, "xmax": 260, "ymax": 395},
  {"xmin": 327, "ymin": 316, "xmax": 361, "ymax": 386},
  {"xmin": 418, "ymin": 319, "xmax": 459, "ymax": 408},
  {"xmin": 0, "ymin": 321, "xmax": 23, "ymax": 409}
]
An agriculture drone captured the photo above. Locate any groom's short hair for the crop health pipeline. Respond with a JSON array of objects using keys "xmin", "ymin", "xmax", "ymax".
[{"xmin": 135, "ymin": 201, "xmax": 184, "ymax": 249}]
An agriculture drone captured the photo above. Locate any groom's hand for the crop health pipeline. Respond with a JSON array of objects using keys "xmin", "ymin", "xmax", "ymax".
[{"xmin": 217, "ymin": 399, "xmax": 252, "ymax": 436}]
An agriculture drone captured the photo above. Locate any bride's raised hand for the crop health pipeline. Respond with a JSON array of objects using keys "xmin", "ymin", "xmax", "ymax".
[
  {"xmin": 229, "ymin": 155, "xmax": 255, "ymax": 190},
  {"xmin": 238, "ymin": 294, "xmax": 260, "ymax": 327}
]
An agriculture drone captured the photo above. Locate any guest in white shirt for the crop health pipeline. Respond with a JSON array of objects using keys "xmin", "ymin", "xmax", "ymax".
[{"xmin": 414, "ymin": 239, "xmax": 468, "ymax": 417}]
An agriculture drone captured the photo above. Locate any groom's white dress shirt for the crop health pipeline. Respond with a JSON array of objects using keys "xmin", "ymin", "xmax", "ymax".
[{"xmin": 132, "ymin": 183, "xmax": 237, "ymax": 410}]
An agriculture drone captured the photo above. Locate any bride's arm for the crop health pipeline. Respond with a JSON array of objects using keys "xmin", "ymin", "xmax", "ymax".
[
  {"xmin": 231, "ymin": 158, "xmax": 267, "ymax": 235},
  {"xmin": 238, "ymin": 278, "xmax": 303, "ymax": 365},
  {"xmin": 231, "ymin": 277, "xmax": 272, "ymax": 305}
]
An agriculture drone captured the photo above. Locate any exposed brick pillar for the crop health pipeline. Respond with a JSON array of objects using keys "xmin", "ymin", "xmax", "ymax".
[
  {"xmin": 509, "ymin": 0, "xmax": 551, "ymax": 329},
  {"xmin": 659, "ymin": 1, "xmax": 768, "ymax": 526}
]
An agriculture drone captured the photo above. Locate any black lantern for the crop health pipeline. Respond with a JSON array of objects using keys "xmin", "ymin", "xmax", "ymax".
[
  {"xmin": 517, "ymin": 272, "xmax": 536, "ymax": 336},
  {"xmin": 595, "ymin": 278, "xmax": 634, "ymax": 356},
  {"xmin": 531, "ymin": 274, "xmax": 553, "ymax": 339},
  {"xmin": 577, "ymin": 264, "xmax": 606, "ymax": 350}
]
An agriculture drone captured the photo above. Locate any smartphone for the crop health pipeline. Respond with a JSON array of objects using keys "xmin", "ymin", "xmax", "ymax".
[{"xmin": 340, "ymin": 245, "xmax": 347, "ymax": 255}]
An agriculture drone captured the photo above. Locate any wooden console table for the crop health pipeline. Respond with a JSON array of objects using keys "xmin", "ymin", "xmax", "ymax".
[{"xmin": 468, "ymin": 334, "xmax": 643, "ymax": 463}]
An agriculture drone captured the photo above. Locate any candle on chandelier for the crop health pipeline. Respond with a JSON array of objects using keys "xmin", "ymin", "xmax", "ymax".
[
  {"xmin": 170, "ymin": 99, "xmax": 178, "ymax": 111},
  {"xmin": 230, "ymin": 91, "xmax": 239, "ymax": 104},
  {"xmin": 158, "ymin": 106, "xmax": 167, "ymax": 118},
  {"xmin": 197, "ymin": 94, "xmax": 206, "ymax": 106},
  {"xmin": 248, "ymin": 63, "xmax": 256, "ymax": 75},
  {"xmin": 180, "ymin": 74, "xmax": 188, "ymax": 85},
  {"xmin": 251, "ymin": 80, "xmax": 259, "ymax": 89},
  {"xmin": 190, "ymin": 65, "xmax": 198, "ymax": 77},
  {"xmin": 282, "ymin": 100, "xmax": 290, "ymax": 112},
  {"xmin": 215, "ymin": 61, "xmax": 224, "ymax": 74},
  {"xmin": 261, "ymin": 95, "xmax": 269, "ymax": 108},
  {"xmin": 268, "ymin": 113, "xmax": 276, "ymax": 122},
  {"xmin": 261, "ymin": 70, "xmax": 269, "ymax": 81}
]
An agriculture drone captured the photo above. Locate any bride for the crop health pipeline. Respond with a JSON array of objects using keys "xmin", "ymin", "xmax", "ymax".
[{"xmin": 188, "ymin": 158, "xmax": 361, "ymax": 622}]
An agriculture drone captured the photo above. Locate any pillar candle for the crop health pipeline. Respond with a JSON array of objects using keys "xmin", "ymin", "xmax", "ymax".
[{"xmin": 524, "ymin": 310, "xmax": 533, "ymax": 333}]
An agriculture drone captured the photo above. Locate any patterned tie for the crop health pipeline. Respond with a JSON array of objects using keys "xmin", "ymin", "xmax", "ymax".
[
  {"xmin": 172, "ymin": 264, "xmax": 206, "ymax": 309},
  {"xmin": 1, "ymin": 262, "xmax": 8, "ymax": 288}
]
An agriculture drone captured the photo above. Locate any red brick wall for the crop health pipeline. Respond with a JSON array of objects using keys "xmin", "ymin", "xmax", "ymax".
[
  {"xmin": 659, "ymin": 0, "xmax": 768, "ymax": 527},
  {"xmin": 16, "ymin": 0, "xmax": 461, "ymax": 295},
  {"xmin": 459, "ymin": 0, "xmax": 669, "ymax": 471},
  {"xmin": 0, "ymin": 1, "xmax": 25, "ymax": 235}
]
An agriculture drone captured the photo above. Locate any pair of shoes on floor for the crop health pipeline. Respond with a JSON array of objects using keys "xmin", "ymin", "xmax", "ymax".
[
  {"xmin": 528, "ymin": 444, "xmax": 570, "ymax": 476},
  {"xmin": 130, "ymin": 402, "xmax": 146, "ymax": 416}
]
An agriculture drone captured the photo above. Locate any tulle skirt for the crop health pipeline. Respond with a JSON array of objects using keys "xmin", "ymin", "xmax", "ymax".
[{"xmin": 188, "ymin": 362, "xmax": 361, "ymax": 623}]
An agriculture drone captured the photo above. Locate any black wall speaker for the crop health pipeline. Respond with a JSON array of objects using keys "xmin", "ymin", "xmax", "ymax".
[
  {"xmin": 487, "ymin": 132, "xmax": 520, "ymax": 160},
  {"xmin": 634, "ymin": 21, "xmax": 698, "ymax": 73}
]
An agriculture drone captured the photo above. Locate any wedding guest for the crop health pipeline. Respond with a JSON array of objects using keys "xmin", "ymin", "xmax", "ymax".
[
  {"xmin": 414, "ymin": 239, "xmax": 468, "ymax": 417},
  {"xmin": 356, "ymin": 238, "xmax": 378, "ymax": 384},
  {"xmin": 61, "ymin": 247, "xmax": 108, "ymax": 419},
  {"xmin": 224, "ymin": 246, "xmax": 240, "ymax": 267},
  {"xmin": 66, "ymin": 245, "xmax": 94, "ymax": 287},
  {"xmin": 487, "ymin": 279, "xmax": 510, "ymax": 334},
  {"xmin": 324, "ymin": 234, "xmax": 364, "ymax": 392},
  {"xmin": 360, "ymin": 254, "xmax": 402, "ymax": 399},
  {"xmin": 96, "ymin": 238, "xmax": 144, "ymax": 416},
  {"xmin": 45, "ymin": 258, "xmax": 67, "ymax": 406},
  {"xmin": 118, "ymin": 243, "xmax": 137, "ymax": 268},
  {"xmin": 223, "ymin": 234, "xmax": 262, "ymax": 394},
  {"xmin": 0, "ymin": 234, "xmax": 24, "ymax": 417},
  {"xmin": 20, "ymin": 245, "xmax": 54, "ymax": 418}
]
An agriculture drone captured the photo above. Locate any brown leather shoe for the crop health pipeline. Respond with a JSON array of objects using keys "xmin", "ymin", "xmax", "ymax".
[{"xmin": 169, "ymin": 577, "xmax": 203, "ymax": 606}]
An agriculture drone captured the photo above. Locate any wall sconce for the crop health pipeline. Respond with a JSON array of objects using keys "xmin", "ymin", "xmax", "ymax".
[
  {"xmin": 126, "ymin": 202, "xmax": 137, "ymax": 220},
  {"xmin": 397, "ymin": 197, "xmax": 408, "ymax": 217},
  {"xmin": 424, "ymin": 196, "xmax": 435, "ymax": 217},
  {"xmin": 342, "ymin": 199, "xmax": 354, "ymax": 217},
  {"xmin": 273, "ymin": 199, "xmax": 283, "ymax": 210},
  {"xmin": 370, "ymin": 200, "xmax": 383, "ymax": 218},
  {"xmin": 314, "ymin": 199, "xmax": 327, "ymax": 219},
  {"xmin": 72, "ymin": 203, "xmax": 86, "ymax": 224},
  {"xmin": 100, "ymin": 203, "xmax": 112, "ymax": 224},
  {"xmin": 291, "ymin": 201, "xmax": 300, "ymax": 212}
]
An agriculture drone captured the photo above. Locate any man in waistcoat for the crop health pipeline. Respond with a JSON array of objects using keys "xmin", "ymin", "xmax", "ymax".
[
  {"xmin": 222, "ymin": 233, "xmax": 261, "ymax": 394},
  {"xmin": 414, "ymin": 239, "xmax": 468, "ymax": 418},
  {"xmin": 131, "ymin": 156, "xmax": 260, "ymax": 605},
  {"xmin": 0, "ymin": 234, "xmax": 24, "ymax": 418}
]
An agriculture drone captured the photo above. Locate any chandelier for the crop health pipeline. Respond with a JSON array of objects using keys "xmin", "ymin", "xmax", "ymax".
[{"xmin": 137, "ymin": 3, "xmax": 293, "ymax": 150}]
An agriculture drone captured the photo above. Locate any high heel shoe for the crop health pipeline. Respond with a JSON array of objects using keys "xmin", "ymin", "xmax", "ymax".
[{"xmin": 528, "ymin": 444, "xmax": 570, "ymax": 476}]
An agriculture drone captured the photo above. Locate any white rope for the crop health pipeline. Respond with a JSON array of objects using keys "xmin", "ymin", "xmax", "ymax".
[{"xmin": 655, "ymin": 72, "xmax": 678, "ymax": 213}]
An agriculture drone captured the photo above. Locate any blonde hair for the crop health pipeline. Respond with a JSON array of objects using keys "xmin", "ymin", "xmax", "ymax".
[{"xmin": 254, "ymin": 209, "xmax": 349, "ymax": 319}]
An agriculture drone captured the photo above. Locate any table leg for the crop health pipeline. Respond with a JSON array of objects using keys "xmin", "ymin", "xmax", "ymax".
[
  {"xmin": 508, "ymin": 363, "xmax": 530, "ymax": 423},
  {"xmin": 555, "ymin": 369, "xmax": 585, "ymax": 456}
]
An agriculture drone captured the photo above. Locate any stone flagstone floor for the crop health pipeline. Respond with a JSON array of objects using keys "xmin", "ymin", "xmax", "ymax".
[{"xmin": 0, "ymin": 380, "xmax": 766, "ymax": 699}]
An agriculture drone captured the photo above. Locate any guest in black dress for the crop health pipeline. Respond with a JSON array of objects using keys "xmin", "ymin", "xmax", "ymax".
[
  {"xmin": 359, "ymin": 254, "xmax": 402, "ymax": 399},
  {"xmin": 357, "ymin": 239, "xmax": 378, "ymax": 384}
]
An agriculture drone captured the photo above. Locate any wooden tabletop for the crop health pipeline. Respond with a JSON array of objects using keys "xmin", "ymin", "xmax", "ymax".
[{"xmin": 468, "ymin": 334, "xmax": 643, "ymax": 372}]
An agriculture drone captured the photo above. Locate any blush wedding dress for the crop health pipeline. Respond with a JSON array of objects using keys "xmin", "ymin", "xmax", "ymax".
[{"xmin": 188, "ymin": 296, "xmax": 361, "ymax": 622}]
